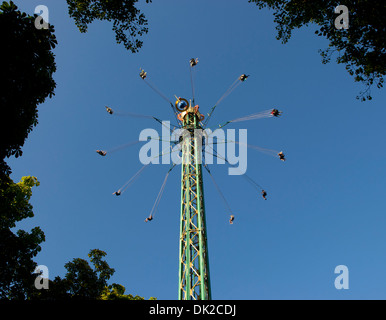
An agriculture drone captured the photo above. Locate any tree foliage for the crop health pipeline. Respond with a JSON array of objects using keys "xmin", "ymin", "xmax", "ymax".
[
  {"xmin": 101, "ymin": 283, "xmax": 155, "ymax": 300},
  {"xmin": 0, "ymin": 1, "xmax": 55, "ymax": 299},
  {"xmin": 66, "ymin": 0, "xmax": 152, "ymax": 53},
  {"xmin": 0, "ymin": 1, "xmax": 57, "ymax": 175},
  {"xmin": 248, "ymin": 0, "xmax": 386, "ymax": 101},
  {"xmin": 1, "ymin": 2, "xmax": 152, "ymax": 301},
  {"xmin": 30, "ymin": 249, "xmax": 153, "ymax": 300},
  {"xmin": 0, "ymin": 176, "xmax": 44, "ymax": 300},
  {"xmin": 63, "ymin": 249, "xmax": 115, "ymax": 299},
  {"xmin": 30, "ymin": 249, "xmax": 115, "ymax": 300}
]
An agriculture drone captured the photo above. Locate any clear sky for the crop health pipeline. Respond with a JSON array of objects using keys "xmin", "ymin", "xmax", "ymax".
[{"xmin": 9, "ymin": 0, "xmax": 386, "ymax": 299}]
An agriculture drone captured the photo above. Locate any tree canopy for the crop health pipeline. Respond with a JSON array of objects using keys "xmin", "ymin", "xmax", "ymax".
[
  {"xmin": 0, "ymin": 0, "xmax": 55, "ymax": 299},
  {"xmin": 66, "ymin": 0, "xmax": 152, "ymax": 53},
  {"xmin": 249, "ymin": 0, "xmax": 386, "ymax": 101},
  {"xmin": 101, "ymin": 283, "xmax": 156, "ymax": 300},
  {"xmin": 0, "ymin": 1, "xmax": 155, "ymax": 301},
  {"xmin": 0, "ymin": 1, "xmax": 57, "ymax": 175},
  {"xmin": 63, "ymin": 249, "xmax": 115, "ymax": 299},
  {"xmin": 30, "ymin": 249, "xmax": 155, "ymax": 300},
  {"xmin": 0, "ymin": 176, "xmax": 44, "ymax": 300}
]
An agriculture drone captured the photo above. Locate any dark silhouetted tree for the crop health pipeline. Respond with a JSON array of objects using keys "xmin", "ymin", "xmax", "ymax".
[
  {"xmin": 0, "ymin": 176, "xmax": 44, "ymax": 299},
  {"xmin": 249, "ymin": 0, "xmax": 386, "ymax": 101},
  {"xmin": 0, "ymin": 1, "xmax": 57, "ymax": 175},
  {"xmin": 30, "ymin": 249, "xmax": 155, "ymax": 300},
  {"xmin": 66, "ymin": 0, "xmax": 152, "ymax": 53}
]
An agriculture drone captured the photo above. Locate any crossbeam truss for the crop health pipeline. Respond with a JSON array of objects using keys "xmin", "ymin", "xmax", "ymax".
[{"xmin": 178, "ymin": 112, "xmax": 211, "ymax": 300}]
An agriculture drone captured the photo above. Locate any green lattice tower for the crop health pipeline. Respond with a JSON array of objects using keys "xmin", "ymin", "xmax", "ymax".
[{"xmin": 178, "ymin": 105, "xmax": 211, "ymax": 300}]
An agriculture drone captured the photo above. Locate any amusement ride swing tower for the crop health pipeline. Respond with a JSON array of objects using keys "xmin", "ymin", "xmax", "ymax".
[
  {"xmin": 97, "ymin": 59, "xmax": 284, "ymax": 300},
  {"xmin": 177, "ymin": 98, "xmax": 211, "ymax": 300}
]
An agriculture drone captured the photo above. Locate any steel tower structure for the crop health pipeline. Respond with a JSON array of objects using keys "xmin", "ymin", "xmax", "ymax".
[{"xmin": 178, "ymin": 100, "xmax": 211, "ymax": 300}]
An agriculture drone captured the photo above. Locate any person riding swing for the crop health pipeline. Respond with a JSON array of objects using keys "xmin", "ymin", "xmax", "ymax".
[
  {"xmin": 145, "ymin": 215, "xmax": 153, "ymax": 222},
  {"xmin": 271, "ymin": 109, "xmax": 282, "ymax": 117},
  {"xmin": 139, "ymin": 68, "xmax": 147, "ymax": 79},
  {"xmin": 190, "ymin": 58, "xmax": 198, "ymax": 67},
  {"xmin": 96, "ymin": 150, "xmax": 107, "ymax": 156},
  {"xmin": 239, "ymin": 74, "xmax": 249, "ymax": 82},
  {"xmin": 105, "ymin": 106, "xmax": 113, "ymax": 114}
]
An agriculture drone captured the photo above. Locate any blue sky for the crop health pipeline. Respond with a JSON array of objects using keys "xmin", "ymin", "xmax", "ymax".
[{"xmin": 8, "ymin": 0, "xmax": 386, "ymax": 299}]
